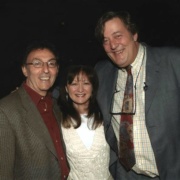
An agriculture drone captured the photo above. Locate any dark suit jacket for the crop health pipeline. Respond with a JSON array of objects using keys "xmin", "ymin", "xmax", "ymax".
[
  {"xmin": 0, "ymin": 86, "xmax": 65, "ymax": 180},
  {"xmin": 95, "ymin": 45, "xmax": 180, "ymax": 180}
]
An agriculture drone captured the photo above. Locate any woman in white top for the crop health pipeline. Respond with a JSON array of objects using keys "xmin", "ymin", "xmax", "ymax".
[{"xmin": 58, "ymin": 65, "xmax": 113, "ymax": 180}]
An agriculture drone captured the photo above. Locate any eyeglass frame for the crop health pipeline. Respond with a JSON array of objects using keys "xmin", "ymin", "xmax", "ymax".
[
  {"xmin": 25, "ymin": 58, "xmax": 58, "ymax": 68},
  {"xmin": 109, "ymin": 85, "xmax": 137, "ymax": 115}
]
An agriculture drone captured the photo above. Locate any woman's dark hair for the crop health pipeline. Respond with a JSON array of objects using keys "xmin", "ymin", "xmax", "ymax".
[
  {"xmin": 58, "ymin": 65, "xmax": 103, "ymax": 129},
  {"xmin": 95, "ymin": 11, "xmax": 138, "ymax": 43},
  {"xmin": 21, "ymin": 40, "xmax": 59, "ymax": 66}
]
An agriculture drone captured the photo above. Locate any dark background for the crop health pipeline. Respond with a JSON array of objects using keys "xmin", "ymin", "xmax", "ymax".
[{"xmin": 1, "ymin": 0, "xmax": 180, "ymax": 98}]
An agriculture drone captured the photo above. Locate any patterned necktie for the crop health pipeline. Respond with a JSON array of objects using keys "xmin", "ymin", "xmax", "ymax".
[{"xmin": 119, "ymin": 65, "xmax": 136, "ymax": 171}]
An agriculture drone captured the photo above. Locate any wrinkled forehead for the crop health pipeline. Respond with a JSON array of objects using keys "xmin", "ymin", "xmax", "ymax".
[{"xmin": 26, "ymin": 49, "xmax": 57, "ymax": 66}]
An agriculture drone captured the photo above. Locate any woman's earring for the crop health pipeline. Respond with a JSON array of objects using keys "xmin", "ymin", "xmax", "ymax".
[{"xmin": 66, "ymin": 94, "xmax": 69, "ymax": 101}]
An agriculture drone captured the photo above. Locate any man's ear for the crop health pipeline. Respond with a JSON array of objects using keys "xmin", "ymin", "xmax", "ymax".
[
  {"xmin": 22, "ymin": 66, "xmax": 28, "ymax": 77},
  {"xmin": 133, "ymin": 33, "xmax": 138, "ymax": 42}
]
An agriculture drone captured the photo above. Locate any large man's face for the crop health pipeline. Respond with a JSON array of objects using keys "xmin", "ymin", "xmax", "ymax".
[
  {"xmin": 103, "ymin": 17, "xmax": 139, "ymax": 68},
  {"xmin": 22, "ymin": 48, "xmax": 59, "ymax": 96}
]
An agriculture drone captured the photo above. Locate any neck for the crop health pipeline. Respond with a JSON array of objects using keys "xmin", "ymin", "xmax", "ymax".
[{"xmin": 73, "ymin": 103, "xmax": 89, "ymax": 114}]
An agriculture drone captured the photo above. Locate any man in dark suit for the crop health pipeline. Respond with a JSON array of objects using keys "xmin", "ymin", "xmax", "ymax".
[
  {"xmin": 0, "ymin": 40, "xmax": 69, "ymax": 179},
  {"xmin": 95, "ymin": 11, "xmax": 180, "ymax": 180}
]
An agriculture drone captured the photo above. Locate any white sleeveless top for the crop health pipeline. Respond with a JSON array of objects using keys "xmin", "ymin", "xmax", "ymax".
[{"xmin": 61, "ymin": 115, "xmax": 113, "ymax": 180}]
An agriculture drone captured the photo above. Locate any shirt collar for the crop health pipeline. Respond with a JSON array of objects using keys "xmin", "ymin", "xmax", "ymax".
[
  {"xmin": 131, "ymin": 43, "xmax": 145, "ymax": 69},
  {"xmin": 23, "ymin": 82, "xmax": 52, "ymax": 106}
]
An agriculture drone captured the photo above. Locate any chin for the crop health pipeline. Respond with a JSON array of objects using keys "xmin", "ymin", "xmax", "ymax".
[{"xmin": 39, "ymin": 87, "xmax": 51, "ymax": 92}]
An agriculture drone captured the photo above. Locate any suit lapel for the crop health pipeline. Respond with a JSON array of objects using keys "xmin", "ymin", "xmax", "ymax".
[
  {"xmin": 18, "ymin": 87, "xmax": 57, "ymax": 157},
  {"xmin": 145, "ymin": 47, "xmax": 160, "ymax": 116}
]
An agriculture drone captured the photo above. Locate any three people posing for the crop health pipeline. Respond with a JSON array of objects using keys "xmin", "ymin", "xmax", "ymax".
[{"xmin": 1, "ymin": 10, "xmax": 180, "ymax": 180}]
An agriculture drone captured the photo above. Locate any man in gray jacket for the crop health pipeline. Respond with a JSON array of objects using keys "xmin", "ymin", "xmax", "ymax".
[{"xmin": 95, "ymin": 11, "xmax": 180, "ymax": 180}]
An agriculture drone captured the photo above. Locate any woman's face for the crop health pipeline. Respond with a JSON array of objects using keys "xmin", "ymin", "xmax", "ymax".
[{"xmin": 66, "ymin": 72, "xmax": 93, "ymax": 112}]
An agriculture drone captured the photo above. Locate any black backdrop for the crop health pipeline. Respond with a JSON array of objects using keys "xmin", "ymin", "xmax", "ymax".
[{"xmin": 1, "ymin": 0, "xmax": 180, "ymax": 98}]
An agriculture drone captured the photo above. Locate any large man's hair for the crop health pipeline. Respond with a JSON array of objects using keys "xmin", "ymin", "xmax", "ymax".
[{"xmin": 95, "ymin": 11, "xmax": 138, "ymax": 43}]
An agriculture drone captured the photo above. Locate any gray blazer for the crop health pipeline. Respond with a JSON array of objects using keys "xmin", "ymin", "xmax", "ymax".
[
  {"xmin": 95, "ymin": 45, "xmax": 180, "ymax": 180},
  {"xmin": 0, "ymin": 86, "xmax": 65, "ymax": 180}
]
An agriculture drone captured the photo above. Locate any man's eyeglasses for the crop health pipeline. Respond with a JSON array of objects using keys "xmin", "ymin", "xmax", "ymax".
[
  {"xmin": 26, "ymin": 59, "xmax": 57, "ymax": 68},
  {"xmin": 109, "ymin": 87, "xmax": 136, "ymax": 115}
]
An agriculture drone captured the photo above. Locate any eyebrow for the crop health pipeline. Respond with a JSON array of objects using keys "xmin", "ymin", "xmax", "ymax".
[
  {"xmin": 103, "ymin": 31, "xmax": 121, "ymax": 39},
  {"xmin": 32, "ymin": 58, "xmax": 57, "ymax": 61},
  {"xmin": 112, "ymin": 31, "xmax": 122, "ymax": 35}
]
